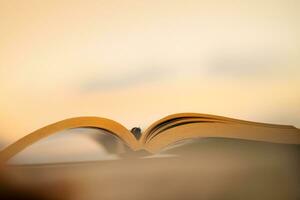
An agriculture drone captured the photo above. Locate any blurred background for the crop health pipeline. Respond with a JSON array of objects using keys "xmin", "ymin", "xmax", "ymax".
[
  {"xmin": 0, "ymin": 1, "xmax": 300, "ymax": 200},
  {"xmin": 0, "ymin": 0, "xmax": 300, "ymax": 161}
]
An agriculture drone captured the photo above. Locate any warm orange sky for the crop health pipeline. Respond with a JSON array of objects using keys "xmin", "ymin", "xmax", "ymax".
[{"xmin": 0, "ymin": 0, "xmax": 300, "ymax": 144}]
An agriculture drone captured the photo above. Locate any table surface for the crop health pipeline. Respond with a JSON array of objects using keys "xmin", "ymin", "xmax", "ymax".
[{"xmin": 2, "ymin": 139, "xmax": 300, "ymax": 200}]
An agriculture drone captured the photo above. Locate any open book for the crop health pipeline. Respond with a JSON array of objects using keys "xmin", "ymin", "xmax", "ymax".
[{"xmin": 1, "ymin": 113, "xmax": 300, "ymax": 162}]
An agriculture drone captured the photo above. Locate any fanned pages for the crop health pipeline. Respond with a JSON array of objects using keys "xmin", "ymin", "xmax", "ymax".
[
  {"xmin": 0, "ymin": 117, "xmax": 140, "ymax": 162},
  {"xmin": 141, "ymin": 113, "xmax": 300, "ymax": 153},
  {"xmin": 1, "ymin": 113, "xmax": 300, "ymax": 162}
]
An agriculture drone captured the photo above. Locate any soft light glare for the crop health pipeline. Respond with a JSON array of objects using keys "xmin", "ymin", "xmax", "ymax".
[{"xmin": 0, "ymin": 0, "xmax": 299, "ymax": 145}]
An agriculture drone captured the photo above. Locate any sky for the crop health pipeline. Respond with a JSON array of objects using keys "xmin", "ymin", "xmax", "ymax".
[{"xmin": 0, "ymin": 0, "xmax": 300, "ymax": 146}]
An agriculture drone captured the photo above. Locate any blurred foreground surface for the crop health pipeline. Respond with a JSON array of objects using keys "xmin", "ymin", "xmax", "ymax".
[{"xmin": 1, "ymin": 139, "xmax": 300, "ymax": 200}]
